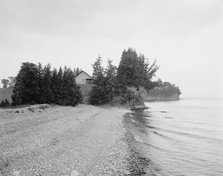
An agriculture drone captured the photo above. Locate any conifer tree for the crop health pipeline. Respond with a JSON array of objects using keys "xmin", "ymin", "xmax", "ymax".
[
  {"xmin": 56, "ymin": 67, "xmax": 63, "ymax": 105},
  {"xmin": 62, "ymin": 68, "xmax": 82, "ymax": 106},
  {"xmin": 51, "ymin": 68, "xmax": 58, "ymax": 103},
  {"xmin": 117, "ymin": 48, "xmax": 159, "ymax": 90},
  {"xmin": 12, "ymin": 63, "xmax": 82, "ymax": 106},
  {"xmin": 41, "ymin": 64, "xmax": 53, "ymax": 103},
  {"xmin": 89, "ymin": 58, "xmax": 118, "ymax": 105},
  {"xmin": 12, "ymin": 62, "xmax": 39, "ymax": 105},
  {"xmin": 37, "ymin": 63, "xmax": 44, "ymax": 103}
]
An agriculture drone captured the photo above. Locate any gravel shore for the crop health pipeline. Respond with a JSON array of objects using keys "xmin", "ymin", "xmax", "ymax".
[
  {"xmin": 0, "ymin": 104, "xmax": 134, "ymax": 176},
  {"xmin": 0, "ymin": 104, "xmax": 151, "ymax": 176}
]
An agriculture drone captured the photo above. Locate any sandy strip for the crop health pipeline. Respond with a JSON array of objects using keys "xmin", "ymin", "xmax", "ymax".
[{"xmin": 0, "ymin": 104, "xmax": 134, "ymax": 176}]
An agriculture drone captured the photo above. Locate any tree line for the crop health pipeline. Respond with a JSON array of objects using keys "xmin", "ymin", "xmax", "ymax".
[
  {"xmin": 89, "ymin": 48, "xmax": 159, "ymax": 105},
  {"xmin": 148, "ymin": 80, "xmax": 181, "ymax": 98},
  {"xmin": 1, "ymin": 48, "xmax": 164, "ymax": 107},
  {"xmin": 11, "ymin": 63, "xmax": 82, "ymax": 106}
]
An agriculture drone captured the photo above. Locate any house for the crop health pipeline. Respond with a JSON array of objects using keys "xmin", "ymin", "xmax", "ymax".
[
  {"xmin": 75, "ymin": 71, "xmax": 92, "ymax": 85},
  {"xmin": 75, "ymin": 71, "xmax": 93, "ymax": 99}
]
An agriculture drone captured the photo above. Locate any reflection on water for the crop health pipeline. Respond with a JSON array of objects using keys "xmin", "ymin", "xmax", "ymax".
[{"xmin": 127, "ymin": 98, "xmax": 223, "ymax": 176}]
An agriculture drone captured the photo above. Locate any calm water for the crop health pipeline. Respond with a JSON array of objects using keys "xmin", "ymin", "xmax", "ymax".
[{"xmin": 128, "ymin": 98, "xmax": 223, "ymax": 176}]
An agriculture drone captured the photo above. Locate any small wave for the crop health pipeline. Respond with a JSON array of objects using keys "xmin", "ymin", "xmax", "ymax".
[
  {"xmin": 151, "ymin": 131, "xmax": 176, "ymax": 141},
  {"xmin": 160, "ymin": 111, "xmax": 168, "ymax": 113},
  {"xmin": 129, "ymin": 118, "xmax": 137, "ymax": 123},
  {"xmin": 145, "ymin": 125, "xmax": 223, "ymax": 143},
  {"xmin": 165, "ymin": 116, "xmax": 174, "ymax": 119},
  {"xmin": 133, "ymin": 135, "xmax": 145, "ymax": 143},
  {"xmin": 143, "ymin": 141, "xmax": 168, "ymax": 152},
  {"xmin": 131, "ymin": 132, "xmax": 173, "ymax": 153}
]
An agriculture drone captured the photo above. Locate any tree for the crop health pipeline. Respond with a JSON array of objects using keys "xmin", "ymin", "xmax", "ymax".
[
  {"xmin": 106, "ymin": 59, "xmax": 117, "ymax": 78},
  {"xmin": 51, "ymin": 68, "xmax": 58, "ymax": 103},
  {"xmin": 51, "ymin": 67, "xmax": 64, "ymax": 105},
  {"xmin": 89, "ymin": 56, "xmax": 106, "ymax": 105},
  {"xmin": 56, "ymin": 67, "xmax": 64, "ymax": 104},
  {"xmin": 41, "ymin": 64, "xmax": 53, "ymax": 103},
  {"xmin": 92, "ymin": 56, "xmax": 104, "ymax": 82},
  {"xmin": 0, "ymin": 99, "xmax": 10, "ymax": 107},
  {"xmin": 12, "ymin": 62, "xmax": 39, "ymax": 105},
  {"xmin": 89, "ymin": 58, "xmax": 119, "ymax": 105},
  {"xmin": 36, "ymin": 63, "xmax": 44, "ymax": 103},
  {"xmin": 11, "ymin": 62, "xmax": 82, "ymax": 106},
  {"xmin": 62, "ymin": 68, "xmax": 82, "ymax": 106},
  {"xmin": 8, "ymin": 77, "xmax": 16, "ymax": 88},
  {"xmin": 74, "ymin": 67, "xmax": 81, "ymax": 76},
  {"xmin": 117, "ymin": 48, "xmax": 159, "ymax": 90},
  {"xmin": 1, "ymin": 79, "xmax": 9, "ymax": 88},
  {"xmin": 148, "ymin": 80, "xmax": 181, "ymax": 98},
  {"xmin": 117, "ymin": 48, "xmax": 138, "ymax": 87},
  {"xmin": 105, "ymin": 59, "xmax": 120, "ymax": 95}
]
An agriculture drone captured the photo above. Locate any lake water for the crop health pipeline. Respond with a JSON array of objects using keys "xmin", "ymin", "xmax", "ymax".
[{"xmin": 128, "ymin": 98, "xmax": 223, "ymax": 176}]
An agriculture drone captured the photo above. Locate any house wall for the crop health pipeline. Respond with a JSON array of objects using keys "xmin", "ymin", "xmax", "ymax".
[
  {"xmin": 78, "ymin": 84, "xmax": 94, "ymax": 97},
  {"xmin": 75, "ymin": 72, "xmax": 91, "ymax": 84}
]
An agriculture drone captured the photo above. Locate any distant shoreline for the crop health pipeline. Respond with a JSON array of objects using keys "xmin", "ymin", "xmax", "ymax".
[{"xmin": 144, "ymin": 96, "xmax": 180, "ymax": 102}]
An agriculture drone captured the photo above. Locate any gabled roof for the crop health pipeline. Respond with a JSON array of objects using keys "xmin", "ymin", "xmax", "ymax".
[{"xmin": 75, "ymin": 71, "xmax": 92, "ymax": 78}]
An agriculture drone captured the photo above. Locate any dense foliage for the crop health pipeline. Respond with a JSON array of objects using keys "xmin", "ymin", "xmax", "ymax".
[
  {"xmin": 1, "ymin": 79, "xmax": 9, "ymax": 88},
  {"xmin": 11, "ymin": 62, "xmax": 82, "ymax": 106},
  {"xmin": 1, "ymin": 77, "xmax": 16, "ymax": 88},
  {"xmin": 0, "ymin": 99, "xmax": 10, "ymax": 107},
  {"xmin": 117, "ymin": 48, "xmax": 159, "ymax": 90},
  {"xmin": 148, "ymin": 81, "xmax": 181, "ymax": 97},
  {"xmin": 89, "ymin": 48, "xmax": 159, "ymax": 105},
  {"xmin": 89, "ymin": 57, "xmax": 120, "ymax": 105}
]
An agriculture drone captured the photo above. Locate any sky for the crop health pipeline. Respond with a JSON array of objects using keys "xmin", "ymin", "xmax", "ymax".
[{"xmin": 0, "ymin": 0, "xmax": 222, "ymax": 98}]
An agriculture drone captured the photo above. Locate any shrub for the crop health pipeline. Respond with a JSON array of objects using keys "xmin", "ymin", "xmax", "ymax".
[
  {"xmin": 0, "ymin": 99, "xmax": 10, "ymax": 107},
  {"xmin": 89, "ymin": 85, "xmax": 110, "ymax": 105}
]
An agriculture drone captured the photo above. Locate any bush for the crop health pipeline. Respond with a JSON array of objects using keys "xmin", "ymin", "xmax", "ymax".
[
  {"xmin": 0, "ymin": 99, "xmax": 10, "ymax": 107},
  {"xmin": 120, "ymin": 89, "xmax": 135, "ymax": 104},
  {"xmin": 89, "ymin": 85, "xmax": 111, "ymax": 105}
]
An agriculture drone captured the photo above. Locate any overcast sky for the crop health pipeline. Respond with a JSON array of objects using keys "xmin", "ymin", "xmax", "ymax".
[{"xmin": 0, "ymin": 0, "xmax": 222, "ymax": 98}]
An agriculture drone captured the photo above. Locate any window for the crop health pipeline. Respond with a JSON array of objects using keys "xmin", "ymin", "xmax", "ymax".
[{"xmin": 86, "ymin": 79, "xmax": 92, "ymax": 84}]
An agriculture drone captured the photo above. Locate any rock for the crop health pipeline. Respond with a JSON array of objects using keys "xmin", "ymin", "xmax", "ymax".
[
  {"xmin": 13, "ymin": 171, "xmax": 21, "ymax": 176},
  {"xmin": 70, "ymin": 169, "xmax": 79, "ymax": 176},
  {"xmin": 0, "ymin": 156, "xmax": 9, "ymax": 170},
  {"xmin": 39, "ymin": 104, "xmax": 50, "ymax": 110},
  {"xmin": 28, "ymin": 108, "xmax": 34, "ymax": 112}
]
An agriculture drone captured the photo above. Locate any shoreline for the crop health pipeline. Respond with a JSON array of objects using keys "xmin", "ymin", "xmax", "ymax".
[
  {"xmin": 0, "ymin": 104, "xmax": 149, "ymax": 176},
  {"xmin": 122, "ymin": 113, "xmax": 151, "ymax": 175},
  {"xmin": 144, "ymin": 97, "xmax": 180, "ymax": 102}
]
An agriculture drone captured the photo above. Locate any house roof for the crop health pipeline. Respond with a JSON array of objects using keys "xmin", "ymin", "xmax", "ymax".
[{"xmin": 75, "ymin": 71, "xmax": 92, "ymax": 78}]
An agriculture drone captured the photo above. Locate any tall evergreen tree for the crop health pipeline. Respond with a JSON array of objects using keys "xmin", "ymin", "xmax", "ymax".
[
  {"xmin": 55, "ymin": 67, "xmax": 64, "ymax": 105},
  {"xmin": 51, "ymin": 68, "xmax": 58, "ymax": 103},
  {"xmin": 117, "ymin": 48, "xmax": 159, "ymax": 90},
  {"xmin": 117, "ymin": 48, "xmax": 138, "ymax": 87},
  {"xmin": 89, "ymin": 58, "xmax": 118, "ymax": 105},
  {"xmin": 41, "ymin": 64, "xmax": 53, "ymax": 103},
  {"xmin": 74, "ymin": 67, "xmax": 81, "ymax": 76},
  {"xmin": 62, "ymin": 68, "xmax": 82, "ymax": 106},
  {"xmin": 12, "ymin": 62, "xmax": 39, "ymax": 105},
  {"xmin": 36, "ymin": 63, "xmax": 44, "ymax": 103},
  {"xmin": 89, "ymin": 56, "xmax": 105, "ymax": 104},
  {"xmin": 12, "ymin": 63, "xmax": 82, "ymax": 106}
]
